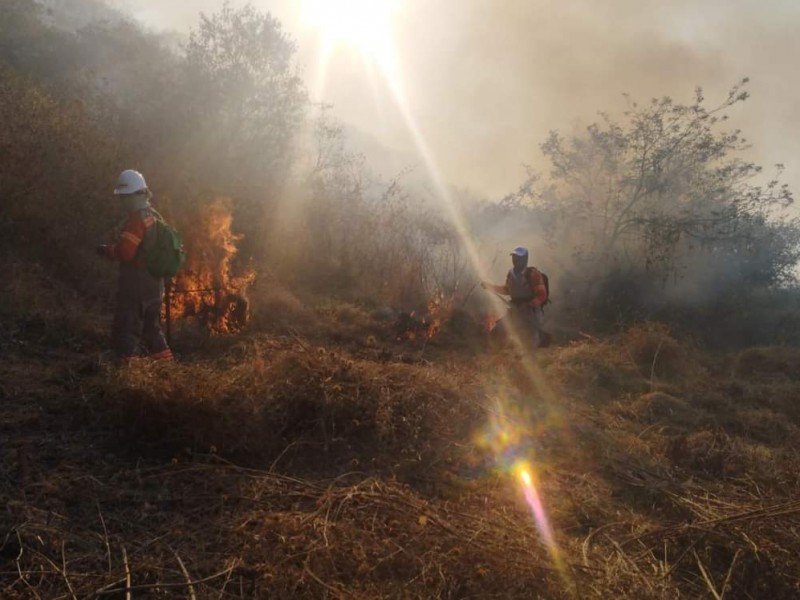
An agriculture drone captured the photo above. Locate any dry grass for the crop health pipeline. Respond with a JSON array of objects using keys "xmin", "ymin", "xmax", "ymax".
[
  {"xmin": 3, "ymin": 292, "xmax": 800, "ymax": 599},
  {"xmin": 542, "ymin": 336, "xmax": 647, "ymax": 401},
  {"xmin": 536, "ymin": 324, "xmax": 800, "ymax": 598},
  {"xmin": 621, "ymin": 322, "xmax": 692, "ymax": 380},
  {"xmin": 248, "ymin": 279, "xmax": 316, "ymax": 330},
  {"xmin": 733, "ymin": 346, "xmax": 800, "ymax": 380},
  {"xmin": 3, "ymin": 461, "xmax": 567, "ymax": 599},
  {"xmin": 631, "ymin": 391, "xmax": 699, "ymax": 429},
  {"xmin": 102, "ymin": 335, "xmax": 482, "ymax": 479}
]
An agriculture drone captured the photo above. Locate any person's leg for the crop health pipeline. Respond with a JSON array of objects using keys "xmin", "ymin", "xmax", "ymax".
[
  {"xmin": 112, "ymin": 301, "xmax": 143, "ymax": 360},
  {"xmin": 529, "ymin": 307, "xmax": 543, "ymax": 349},
  {"xmin": 511, "ymin": 306, "xmax": 542, "ymax": 351},
  {"xmin": 142, "ymin": 298, "xmax": 173, "ymax": 360},
  {"xmin": 489, "ymin": 313, "xmax": 511, "ymax": 349}
]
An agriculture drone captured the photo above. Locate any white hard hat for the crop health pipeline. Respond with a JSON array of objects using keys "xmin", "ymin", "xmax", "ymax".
[
  {"xmin": 510, "ymin": 246, "xmax": 529, "ymax": 257},
  {"xmin": 113, "ymin": 169, "xmax": 148, "ymax": 195}
]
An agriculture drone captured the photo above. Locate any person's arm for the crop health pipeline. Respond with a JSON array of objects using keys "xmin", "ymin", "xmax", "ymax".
[
  {"xmin": 481, "ymin": 276, "xmax": 510, "ymax": 295},
  {"xmin": 103, "ymin": 213, "xmax": 146, "ymax": 262}
]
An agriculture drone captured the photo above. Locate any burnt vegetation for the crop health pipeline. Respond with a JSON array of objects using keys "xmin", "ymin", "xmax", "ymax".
[{"xmin": 2, "ymin": 1, "xmax": 800, "ymax": 598}]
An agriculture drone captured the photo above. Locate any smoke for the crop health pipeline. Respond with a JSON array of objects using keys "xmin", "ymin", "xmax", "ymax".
[
  {"xmin": 114, "ymin": 0, "xmax": 800, "ymax": 199},
  {"xmin": 108, "ymin": 1, "xmax": 800, "ymax": 200},
  {"xmin": 7, "ymin": 0, "xmax": 799, "ymax": 345},
  {"xmin": 391, "ymin": 0, "xmax": 800, "ymax": 197}
]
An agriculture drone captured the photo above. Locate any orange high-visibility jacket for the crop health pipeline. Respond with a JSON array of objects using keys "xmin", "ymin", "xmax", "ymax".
[{"xmin": 104, "ymin": 209, "xmax": 156, "ymax": 264}]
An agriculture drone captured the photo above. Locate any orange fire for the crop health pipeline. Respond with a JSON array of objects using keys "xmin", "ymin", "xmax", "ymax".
[
  {"xmin": 424, "ymin": 292, "xmax": 452, "ymax": 339},
  {"xmin": 166, "ymin": 197, "xmax": 255, "ymax": 334},
  {"xmin": 398, "ymin": 292, "xmax": 454, "ymax": 341}
]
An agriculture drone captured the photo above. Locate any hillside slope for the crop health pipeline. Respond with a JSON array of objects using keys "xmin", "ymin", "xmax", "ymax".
[{"xmin": 1, "ymin": 273, "xmax": 800, "ymax": 598}]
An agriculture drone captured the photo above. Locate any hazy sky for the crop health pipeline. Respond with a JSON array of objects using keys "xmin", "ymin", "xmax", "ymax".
[{"xmin": 116, "ymin": 0, "xmax": 800, "ymax": 199}]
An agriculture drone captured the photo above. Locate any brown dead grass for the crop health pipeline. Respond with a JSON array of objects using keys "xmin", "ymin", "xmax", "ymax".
[
  {"xmin": 543, "ymin": 339, "xmax": 646, "ymax": 402},
  {"xmin": 103, "ymin": 334, "xmax": 483, "ymax": 480},
  {"xmin": 538, "ymin": 324, "xmax": 800, "ymax": 598},
  {"xmin": 621, "ymin": 322, "xmax": 696, "ymax": 381},
  {"xmin": 631, "ymin": 391, "xmax": 699, "ymax": 429},
  {"xmin": 733, "ymin": 346, "xmax": 800, "ymax": 380},
  {"xmin": 3, "ymin": 299, "xmax": 800, "ymax": 599},
  {"xmin": 248, "ymin": 279, "xmax": 316, "ymax": 330}
]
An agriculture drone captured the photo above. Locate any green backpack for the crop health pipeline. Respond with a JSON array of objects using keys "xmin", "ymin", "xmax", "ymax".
[{"xmin": 143, "ymin": 209, "xmax": 186, "ymax": 278}]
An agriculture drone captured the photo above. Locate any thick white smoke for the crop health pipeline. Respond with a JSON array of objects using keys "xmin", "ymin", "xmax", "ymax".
[{"xmin": 110, "ymin": 0, "xmax": 800, "ymax": 200}]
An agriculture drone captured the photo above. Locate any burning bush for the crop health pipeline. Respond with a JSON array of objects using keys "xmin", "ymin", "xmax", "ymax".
[
  {"xmin": 166, "ymin": 197, "xmax": 255, "ymax": 334},
  {"xmin": 394, "ymin": 291, "xmax": 456, "ymax": 342}
]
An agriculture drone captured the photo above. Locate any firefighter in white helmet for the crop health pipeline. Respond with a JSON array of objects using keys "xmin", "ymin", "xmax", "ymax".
[{"xmin": 96, "ymin": 170, "xmax": 173, "ymax": 361}]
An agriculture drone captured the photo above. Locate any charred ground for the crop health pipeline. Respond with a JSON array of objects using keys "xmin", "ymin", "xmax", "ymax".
[{"xmin": 2, "ymin": 262, "xmax": 800, "ymax": 599}]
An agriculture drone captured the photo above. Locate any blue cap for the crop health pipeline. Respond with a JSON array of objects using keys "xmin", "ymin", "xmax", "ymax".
[{"xmin": 510, "ymin": 246, "xmax": 528, "ymax": 257}]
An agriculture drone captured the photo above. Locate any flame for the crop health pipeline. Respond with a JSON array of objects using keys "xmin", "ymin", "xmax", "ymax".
[
  {"xmin": 397, "ymin": 292, "xmax": 454, "ymax": 341},
  {"xmin": 166, "ymin": 198, "xmax": 255, "ymax": 334},
  {"xmin": 424, "ymin": 291, "xmax": 455, "ymax": 339}
]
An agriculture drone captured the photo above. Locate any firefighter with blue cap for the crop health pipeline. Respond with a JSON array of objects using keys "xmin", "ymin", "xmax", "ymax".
[{"xmin": 481, "ymin": 246, "xmax": 549, "ymax": 348}]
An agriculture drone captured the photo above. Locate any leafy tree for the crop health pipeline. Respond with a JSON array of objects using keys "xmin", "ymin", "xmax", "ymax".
[
  {"xmin": 544, "ymin": 81, "xmax": 795, "ymax": 279},
  {"xmin": 0, "ymin": 65, "xmax": 118, "ymax": 294},
  {"xmin": 0, "ymin": 0, "xmax": 82, "ymax": 83},
  {"xmin": 511, "ymin": 82, "xmax": 796, "ymax": 279},
  {"xmin": 499, "ymin": 82, "xmax": 800, "ymax": 333},
  {"xmin": 159, "ymin": 2, "xmax": 309, "ymax": 263},
  {"xmin": 183, "ymin": 2, "xmax": 307, "ymax": 192}
]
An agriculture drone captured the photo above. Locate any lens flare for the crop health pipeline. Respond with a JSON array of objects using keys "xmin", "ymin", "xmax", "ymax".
[
  {"xmin": 477, "ymin": 396, "xmax": 567, "ymax": 578},
  {"xmin": 514, "ymin": 461, "xmax": 559, "ymax": 563},
  {"xmin": 520, "ymin": 467, "xmax": 532, "ymax": 487}
]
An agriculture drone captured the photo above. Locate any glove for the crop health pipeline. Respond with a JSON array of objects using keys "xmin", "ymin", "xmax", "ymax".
[{"xmin": 95, "ymin": 244, "xmax": 109, "ymax": 257}]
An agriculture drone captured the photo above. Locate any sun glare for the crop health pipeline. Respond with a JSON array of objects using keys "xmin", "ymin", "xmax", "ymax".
[
  {"xmin": 311, "ymin": 0, "xmax": 572, "ymax": 584},
  {"xmin": 303, "ymin": 0, "xmax": 398, "ymax": 60}
]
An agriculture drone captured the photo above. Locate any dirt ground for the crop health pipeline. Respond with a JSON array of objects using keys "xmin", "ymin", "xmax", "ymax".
[{"xmin": 2, "ymin": 297, "xmax": 800, "ymax": 598}]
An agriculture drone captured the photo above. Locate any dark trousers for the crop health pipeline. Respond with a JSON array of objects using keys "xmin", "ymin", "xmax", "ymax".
[
  {"xmin": 492, "ymin": 305, "xmax": 544, "ymax": 348},
  {"xmin": 112, "ymin": 298, "xmax": 169, "ymax": 359},
  {"xmin": 112, "ymin": 266, "xmax": 169, "ymax": 359}
]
